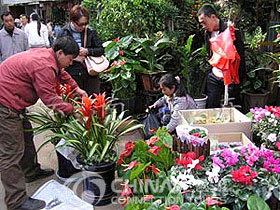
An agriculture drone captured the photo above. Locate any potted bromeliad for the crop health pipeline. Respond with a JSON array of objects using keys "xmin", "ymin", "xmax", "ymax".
[{"xmin": 51, "ymin": 93, "xmax": 143, "ymax": 206}]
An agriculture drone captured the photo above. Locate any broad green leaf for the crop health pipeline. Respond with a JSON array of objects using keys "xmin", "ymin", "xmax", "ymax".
[{"xmin": 247, "ymin": 194, "xmax": 270, "ymax": 210}]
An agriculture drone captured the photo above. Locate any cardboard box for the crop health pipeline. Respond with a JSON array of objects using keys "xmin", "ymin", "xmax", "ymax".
[
  {"xmin": 178, "ymin": 108, "xmax": 252, "ymax": 139},
  {"xmin": 209, "ymin": 132, "xmax": 253, "ymax": 147}
]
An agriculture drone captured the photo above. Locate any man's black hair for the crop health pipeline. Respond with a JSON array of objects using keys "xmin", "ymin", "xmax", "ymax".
[
  {"xmin": 1, "ymin": 11, "xmax": 14, "ymax": 21},
  {"xmin": 197, "ymin": 4, "xmax": 218, "ymax": 18},
  {"xmin": 53, "ymin": 36, "xmax": 79, "ymax": 58}
]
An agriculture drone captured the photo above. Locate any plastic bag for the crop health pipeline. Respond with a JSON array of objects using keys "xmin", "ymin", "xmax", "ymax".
[
  {"xmin": 208, "ymin": 24, "xmax": 240, "ymax": 85},
  {"xmin": 142, "ymin": 111, "xmax": 161, "ymax": 140}
]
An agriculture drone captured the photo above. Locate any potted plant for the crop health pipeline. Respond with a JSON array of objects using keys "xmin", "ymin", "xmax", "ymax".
[
  {"xmin": 27, "ymin": 83, "xmax": 81, "ymax": 181},
  {"xmin": 250, "ymin": 106, "xmax": 280, "ymax": 152},
  {"xmin": 133, "ymin": 33, "xmax": 173, "ymax": 92},
  {"xmin": 178, "ymin": 34, "xmax": 208, "ymax": 108},
  {"xmin": 51, "ymin": 93, "xmax": 143, "ymax": 206},
  {"xmin": 242, "ymin": 26, "xmax": 273, "ymax": 113},
  {"xmin": 170, "ymin": 145, "xmax": 280, "ymax": 210},
  {"xmin": 102, "ymin": 35, "xmax": 145, "ymax": 114}
]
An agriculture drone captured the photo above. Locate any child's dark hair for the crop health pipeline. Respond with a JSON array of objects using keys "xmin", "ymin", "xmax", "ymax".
[{"xmin": 159, "ymin": 74, "xmax": 185, "ymax": 97}]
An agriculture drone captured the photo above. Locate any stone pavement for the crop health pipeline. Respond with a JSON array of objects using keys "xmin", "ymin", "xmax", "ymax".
[{"xmin": 0, "ymin": 101, "xmax": 144, "ymax": 210}]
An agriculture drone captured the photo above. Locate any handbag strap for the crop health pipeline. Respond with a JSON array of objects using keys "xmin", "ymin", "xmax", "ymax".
[{"xmin": 83, "ymin": 26, "xmax": 87, "ymax": 48}]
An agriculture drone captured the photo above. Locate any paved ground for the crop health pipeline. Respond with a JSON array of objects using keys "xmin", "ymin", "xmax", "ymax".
[{"xmin": 0, "ymin": 101, "xmax": 144, "ymax": 210}]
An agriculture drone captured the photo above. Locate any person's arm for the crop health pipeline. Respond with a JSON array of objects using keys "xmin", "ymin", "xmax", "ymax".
[
  {"xmin": 151, "ymin": 96, "xmax": 166, "ymax": 109},
  {"xmin": 234, "ymin": 29, "xmax": 246, "ymax": 82},
  {"xmin": 42, "ymin": 25, "xmax": 50, "ymax": 47},
  {"xmin": 24, "ymin": 32, "xmax": 29, "ymax": 51},
  {"xmin": 165, "ymin": 99, "xmax": 183, "ymax": 132},
  {"xmin": 32, "ymin": 66, "xmax": 74, "ymax": 114},
  {"xmin": 87, "ymin": 28, "xmax": 104, "ymax": 56}
]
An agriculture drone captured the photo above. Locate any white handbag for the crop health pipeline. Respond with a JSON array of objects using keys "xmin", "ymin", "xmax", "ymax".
[{"xmin": 83, "ymin": 27, "xmax": 109, "ymax": 76}]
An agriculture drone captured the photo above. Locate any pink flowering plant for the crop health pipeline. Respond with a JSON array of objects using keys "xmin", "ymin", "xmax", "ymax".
[
  {"xmin": 250, "ymin": 106, "xmax": 280, "ymax": 150},
  {"xmin": 169, "ymin": 144, "xmax": 280, "ymax": 210},
  {"xmin": 101, "ymin": 35, "xmax": 144, "ymax": 98}
]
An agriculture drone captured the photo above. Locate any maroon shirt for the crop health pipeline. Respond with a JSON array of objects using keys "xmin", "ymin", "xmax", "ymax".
[{"xmin": 0, "ymin": 48, "xmax": 78, "ymax": 114}]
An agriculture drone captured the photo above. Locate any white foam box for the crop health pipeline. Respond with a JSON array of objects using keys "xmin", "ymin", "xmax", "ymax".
[{"xmin": 178, "ymin": 108, "xmax": 252, "ymax": 139}]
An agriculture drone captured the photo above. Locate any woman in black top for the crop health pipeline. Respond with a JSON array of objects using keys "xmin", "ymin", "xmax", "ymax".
[{"xmin": 57, "ymin": 5, "xmax": 104, "ymax": 95}]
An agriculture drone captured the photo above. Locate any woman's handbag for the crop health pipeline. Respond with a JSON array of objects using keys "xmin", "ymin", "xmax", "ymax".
[{"xmin": 83, "ymin": 27, "xmax": 109, "ymax": 76}]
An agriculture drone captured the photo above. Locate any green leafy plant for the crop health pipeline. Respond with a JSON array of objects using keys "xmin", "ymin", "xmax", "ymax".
[
  {"xmin": 247, "ymin": 194, "xmax": 271, "ymax": 210},
  {"xmin": 101, "ymin": 35, "xmax": 144, "ymax": 98},
  {"xmin": 243, "ymin": 27, "xmax": 273, "ymax": 94},
  {"xmin": 133, "ymin": 34, "xmax": 173, "ymax": 72},
  {"xmin": 178, "ymin": 34, "xmax": 208, "ymax": 98}
]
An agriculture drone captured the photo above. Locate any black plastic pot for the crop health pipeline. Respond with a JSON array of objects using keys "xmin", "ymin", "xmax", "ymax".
[
  {"xmin": 56, "ymin": 151, "xmax": 81, "ymax": 179},
  {"xmin": 79, "ymin": 160, "xmax": 116, "ymax": 206}
]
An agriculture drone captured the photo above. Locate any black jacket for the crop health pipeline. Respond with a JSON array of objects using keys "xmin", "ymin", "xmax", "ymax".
[
  {"xmin": 205, "ymin": 19, "xmax": 246, "ymax": 83},
  {"xmin": 57, "ymin": 23, "xmax": 104, "ymax": 75}
]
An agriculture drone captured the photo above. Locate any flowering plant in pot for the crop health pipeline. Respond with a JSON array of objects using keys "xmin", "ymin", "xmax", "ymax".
[
  {"xmin": 250, "ymin": 106, "xmax": 280, "ymax": 151},
  {"xmin": 170, "ymin": 144, "xmax": 280, "ymax": 210},
  {"xmin": 49, "ymin": 93, "xmax": 143, "ymax": 205},
  {"xmin": 101, "ymin": 35, "xmax": 144, "ymax": 98},
  {"xmin": 117, "ymin": 128, "xmax": 176, "ymax": 207}
]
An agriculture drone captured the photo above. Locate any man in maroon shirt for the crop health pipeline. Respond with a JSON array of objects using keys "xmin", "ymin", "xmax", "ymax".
[{"xmin": 0, "ymin": 36, "xmax": 87, "ymax": 210}]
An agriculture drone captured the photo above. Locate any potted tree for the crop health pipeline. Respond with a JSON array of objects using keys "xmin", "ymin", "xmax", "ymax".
[
  {"xmin": 51, "ymin": 93, "xmax": 143, "ymax": 206},
  {"xmin": 242, "ymin": 27, "xmax": 273, "ymax": 113},
  {"xmin": 178, "ymin": 34, "xmax": 208, "ymax": 108}
]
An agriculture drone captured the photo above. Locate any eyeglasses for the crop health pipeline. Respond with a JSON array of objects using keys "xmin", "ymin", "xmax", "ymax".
[{"xmin": 75, "ymin": 21, "xmax": 88, "ymax": 27}]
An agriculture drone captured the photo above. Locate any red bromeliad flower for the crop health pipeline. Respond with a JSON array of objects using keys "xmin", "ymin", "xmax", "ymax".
[
  {"xmin": 79, "ymin": 97, "xmax": 94, "ymax": 130},
  {"xmin": 205, "ymin": 196, "xmax": 222, "ymax": 207},
  {"xmin": 114, "ymin": 38, "xmax": 119, "ymax": 43},
  {"xmin": 232, "ymin": 166, "xmax": 258, "ymax": 185},
  {"xmin": 176, "ymin": 152, "xmax": 204, "ymax": 169},
  {"xmin": 93, "ymin": 93, "xmax": 107, "ymax": 124},
  {"xmin": 148, "ymin": 146, "xmax": 162, "ymax": 155},
  {"xmin": 118, "ymin": 60, "xmax": 126, "ymax": 66},
  {"xmin": 120, "ymin": 197, "xmax": 130, "ymax": 207},
  {"xmin": 119, "ymin": 50, "xmax": 124, "ymax": 56},
  {"xmin": 151, "ymin": 164, "xmax": 160, "ymax": 175},
  {"xmin": 56, "ymin": 83, "xmax": 75, "ymax": 101},
  {"xmin": 123, "ymin": 160, "xmax": 137, "ymax": 172}
]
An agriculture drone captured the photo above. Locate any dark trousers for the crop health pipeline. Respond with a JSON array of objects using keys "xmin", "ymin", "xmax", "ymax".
[
  {"xmin": 206, "ymin": 72, "xmax": 241, "ymax": 108},
  {"xmin": 71, "ymin": 74, "xmax": 100, "ymax": 96},
  {"xmin": 19, "ymin": 117, "xmax": 41, "ymax": 178},
  {"xmin": 0, "ymin": 105, "xmax": 28, "ymax": 210}
]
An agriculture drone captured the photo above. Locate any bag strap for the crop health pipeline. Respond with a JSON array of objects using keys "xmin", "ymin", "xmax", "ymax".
[{"xmin": 83, "ymin": 26, "xmax": 87, "ymax": 48}]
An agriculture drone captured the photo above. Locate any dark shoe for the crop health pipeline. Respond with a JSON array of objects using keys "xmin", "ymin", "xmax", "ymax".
[
  {"xmin": 16, "ymin": 198, "xmax": 46, "ymax": 210},
  {"xmin": 25, "ymin": 168, "xmax": 54, "ymax": 183}
]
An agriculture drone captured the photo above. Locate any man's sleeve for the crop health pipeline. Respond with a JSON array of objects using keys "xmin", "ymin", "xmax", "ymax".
[
  {"xmin": 32, "ymin": 66, "xmax": 74, "ymax": 114},
  {"xmin": 24, "ymin": 32, "xmax": 29, "ymax": 51}
]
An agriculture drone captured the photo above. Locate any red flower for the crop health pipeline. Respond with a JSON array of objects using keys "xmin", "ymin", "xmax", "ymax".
[
  {"xmin": 265, "ymin": 106, "xmax": 280, "ymax": 118},
  {"xmin": 93, "ymin": 92, "xmax": 107, "ymax": 124},
  {"xmin": 205, "ymin": 196, "xmax": 222, "ymax": 207},
  {"xmin": 176, "ymin": 152, "xmax": 204, "ymax": 169},
  {"xmin": 148, "ymin": 146, "xmax": 162, "ymax": 155},
  {"xmin": 118, "ymin": 60, "xmax": 126, "ymax": 66},
  {"xmin": 277, "ymin": 33, "xmax": 280, "ymax": 39},
  {"xmin": 79, "ymin": 97, "xmax": 93, "ymax": 117},
  {"xmin": 114, "ymin": 38, "xmax": 119, "ymax": 43},
  {"xmin": 277, "ymin": 142, "xmax": 280, "ymax": 150},
  {"xmin": 119, "ymin": 50, "xmax": 124, "ymax": 56},
  {"xmin": 170, "ymin": 205, "xmax": 180, "ymax": 210},
  {"xmin": 232, "ymin": 166, "xmax": 258, "ymax": 185},
  {"xmin": 123, "ymin": 160, "xmax": 137, "ymax": 172},
  {"xmin": 121, "ymin": 180, "xmax": 132, "ymax": 197},
  {"xmin": 105, "ymin": 69, "xmax": 111, "ymax": 73},
  {"xmin": 146, "ymin": 136, "xmax": 159, "ymax": 146},
  {"xmin": 125, "ymin": 141, "xmax": 135, "ymax": 150},
  {"xmin": 151, "ymin": 164, "xmax": 160, "ymax": 175},
  {"xmin": 110, "ymin": 60, "xmax": 117, "ymax": 67},
  {"xmin": 120, "ymin": 197, "xmax": 130, "ymax": 207},
  {"xmin": 193, "ymin": 132, "xmax": 200, "ymax": 137},
  {"xmin": 143, "ymin": 195, "xmax": 154, "ymax": 201}
]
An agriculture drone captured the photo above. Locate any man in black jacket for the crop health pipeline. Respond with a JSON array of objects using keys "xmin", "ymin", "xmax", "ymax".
[{"xmin": 197, "ymin": 4, "xmax": 246, "ymax": 108}]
